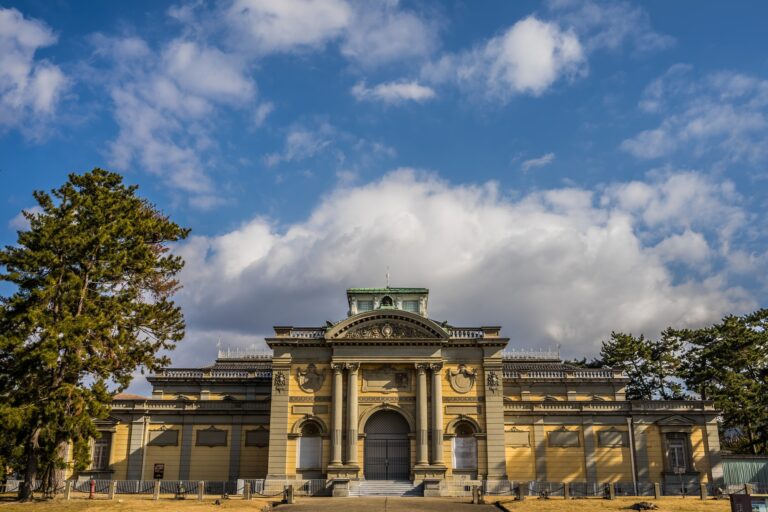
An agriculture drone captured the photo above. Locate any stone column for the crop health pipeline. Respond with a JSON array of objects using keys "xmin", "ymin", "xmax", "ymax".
[
  {"xmin": 345, "ymin": 363, "xmax": 360, "ymax": 465},
  {"xmin": 330, "ymin": 363, "xmax": 344, "ymax": 465},
  {"xmin": 416, "ymin": 363, "xmax": 429, "ymax": 465},
  {"xmin": 430, "ymin": 363, "xmax": 444, "ymax": 465}
]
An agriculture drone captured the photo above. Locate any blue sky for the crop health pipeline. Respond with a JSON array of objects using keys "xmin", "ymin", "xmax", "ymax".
[{"xmin": 2, "ymin": 1, "xmax": 768, "ymax": 390}]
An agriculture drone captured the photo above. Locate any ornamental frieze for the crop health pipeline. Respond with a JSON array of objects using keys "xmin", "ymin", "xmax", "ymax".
[{"xmin": 342, "ymin": 321, "xmax": 429, "ymax": 339}]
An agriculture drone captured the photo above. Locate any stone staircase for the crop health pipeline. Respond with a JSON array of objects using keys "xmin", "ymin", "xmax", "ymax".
[{"xmin": 349, "ymin": 480, "xmax": 423, "ymax": 497}]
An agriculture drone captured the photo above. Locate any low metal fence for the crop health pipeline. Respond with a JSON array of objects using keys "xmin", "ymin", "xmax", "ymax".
[{"xmin": 5, "ymin": 478, "xmax": 768, "ymax": 499}]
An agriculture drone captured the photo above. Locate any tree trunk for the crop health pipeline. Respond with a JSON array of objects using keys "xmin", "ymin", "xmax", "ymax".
[{"xmin": 18, "ymin": 428, "xmax": 40, "ymax": 502}]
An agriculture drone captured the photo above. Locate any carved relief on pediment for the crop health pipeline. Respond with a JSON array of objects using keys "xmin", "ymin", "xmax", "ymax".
[
  {"xmin": 296, "ymin": 363, "xmax": 325, "ymax": 393},
  {"xmin": 449, "ymin": 364, "xmax": 477, "ymax": 394},
  {"xmin": 342, "ymin": 321, "xmax": 430, "ymax": 339}
]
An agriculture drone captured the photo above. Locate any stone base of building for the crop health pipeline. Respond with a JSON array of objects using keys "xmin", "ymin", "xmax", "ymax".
[
  {"xmin": 327, "ymin": 464, "xmax": 360, "ymax": 480},
  {"xmin": 413, "ymin": 464, "xmax": 447, "ymax": 484}
]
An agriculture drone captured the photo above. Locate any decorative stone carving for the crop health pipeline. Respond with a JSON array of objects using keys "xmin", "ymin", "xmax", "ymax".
[
  {"xmin": 486, "ymin": 370, "xmax": 500, "ymax": 393},
  {"xmin": 449, "ymin": 364, "xmax": 477, "ymax": 394},
  {"xmin": 344, "ymin": 362, "xmax": 360, "ymax": 372},
  {"xmin": 273, "ymin": 371, "xmax": 287, "ymax": 392},
  {"xmin": 296, "ymin": 363, "xmax": 325, "ymax": 392},
  {"xmin": 343, "ymin": 321, "xmax": 429, "ymax": 339}
]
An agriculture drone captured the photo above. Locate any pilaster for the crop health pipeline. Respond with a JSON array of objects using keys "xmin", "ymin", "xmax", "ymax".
[
  {"xmin": 126, "ymin": 415, "xmax": 147, "ymax": 480},
  {"xmin": 483, "ymin": 365, "xmax": 507, "ymax": 479},
  {"xmin": 266, "ymin": 365, "xmax": 291, "ymax": 479}
]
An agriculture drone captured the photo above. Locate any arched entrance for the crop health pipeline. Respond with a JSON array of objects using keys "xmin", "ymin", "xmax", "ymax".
[{"xmin": 363, "ymin": 410, "xmax": 410, "ymax": 480}]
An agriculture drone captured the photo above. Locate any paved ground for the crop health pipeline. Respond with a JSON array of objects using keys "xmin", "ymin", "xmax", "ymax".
[{"xmin": 276, "ymin": 497, "xmax": 497, "ymax": 511}]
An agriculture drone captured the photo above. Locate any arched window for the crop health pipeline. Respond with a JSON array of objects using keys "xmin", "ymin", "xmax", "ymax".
[
  {"xmin": 297, "ymin": 421, "xmax": 322, "ymax": 469},
  {"xmin": 452, "ymin": 421, "xmax": 477, "ymax": 470},
  {"xmin": 380, "ymin": 296, "xmax": 393, "ymax": 307}
]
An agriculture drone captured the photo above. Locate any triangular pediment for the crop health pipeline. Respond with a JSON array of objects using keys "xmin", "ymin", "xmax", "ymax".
[
  {"xmin": 327, "ymin": 311, "xmax": 449, "ymax": 340},
  {"xmin": 656, "ymin": 414, "xmax": 696, "ymax": 426}
]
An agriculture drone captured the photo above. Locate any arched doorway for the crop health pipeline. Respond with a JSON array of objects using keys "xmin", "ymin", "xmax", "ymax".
[{"xmin": 363, "ymin": 410, "xmax": 410, "ymax": 480}]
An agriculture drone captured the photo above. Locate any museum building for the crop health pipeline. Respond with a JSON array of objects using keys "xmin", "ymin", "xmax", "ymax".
[{"xmin": 97, "ymin": 287, "xmax": 723, "ymax": 496}]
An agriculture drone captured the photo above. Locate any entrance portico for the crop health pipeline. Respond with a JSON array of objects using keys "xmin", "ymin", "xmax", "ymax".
[{"xmin": 266, "ymin": 287, "xmax": 509, "ymax": 488}]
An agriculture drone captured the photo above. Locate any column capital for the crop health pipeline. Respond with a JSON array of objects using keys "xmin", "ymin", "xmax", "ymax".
[
  {"xmin": 330, "ymin": 362, "xmax": 345, "ymax": 373},
  {"xmin": 344, "ymin": 362, "xmax": 360, "ymax": 372},
  {"xmin": 429, "ymin": 362, "xmax": 443, "ymax": 372},
  {"xmin": 415, "ymin": 363, "xmax": 430, "ymax": 372}
]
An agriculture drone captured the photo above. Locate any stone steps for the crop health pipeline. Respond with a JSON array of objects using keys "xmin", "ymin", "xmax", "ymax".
[{"xmin": 349, "ymin": 480, "xmax": 423, "ymax": 497}]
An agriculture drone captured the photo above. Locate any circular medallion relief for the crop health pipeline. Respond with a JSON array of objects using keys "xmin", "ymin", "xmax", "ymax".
[
  {"xmin": 381, "ymin": 323, "xmax": 393, "ymax": 338},
  {"xmin": 449, "ymin": 364, "xmax": 477, "ymax": 394}
]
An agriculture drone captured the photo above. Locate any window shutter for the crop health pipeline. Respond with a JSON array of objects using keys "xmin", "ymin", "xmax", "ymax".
[
  {"xmin": 452, "ymin": 437, "xmax": 477, "ymax": 470},
  {"xmin": 298, "ymin": 437, "xmax": 322, "ymax": 469}
]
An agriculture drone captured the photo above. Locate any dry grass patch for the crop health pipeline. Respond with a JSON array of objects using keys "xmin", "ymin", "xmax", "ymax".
[
  {"xmin": 496, "ymin": 496, "xmax": 732, "ymax": 512},
  {"xmin": 0, "ymin": 495, "xmax": 275, "ymax": 511}
]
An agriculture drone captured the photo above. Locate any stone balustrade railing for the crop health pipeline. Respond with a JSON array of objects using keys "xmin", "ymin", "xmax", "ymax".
[
  {"xmin": 503, "ymin": 367, "xmax": 622, "ymax": 380},
  {"xmin": 111, "ymin": 399, "xmax": 271, "ymax": 412},
  {"xmin": 449, "ymin": 328, "xmax": 485, "ymax": 338},
  {"xmin": 503, "ymin": 400, "xmax": 715, "ymax": 413},
  {"xmin": 152, "ymin": 369, "xmax": 272, "ymax": 379}
]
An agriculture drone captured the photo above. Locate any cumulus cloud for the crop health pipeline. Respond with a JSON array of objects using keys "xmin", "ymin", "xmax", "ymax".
[
  {"xmin": 0, "ymin": 7, "xmax": 68, "ymax": 139},
  {"xmin": 224, "ymin": 0, "xmax": 351, "ymax": 54},
  {"xmin": 165, "ymin": 169, "xmax": 757, "ymax": 373},
  {"xmin": 94, "ymin": 35, "xmax": 256, "ymax": 206},
  {"xmin": 521, "ymin": 152, "xmax": 556, "ymax": 172},
  {"xmin": 220, "ymin": 0, "xmax": 436, "ymax": 67},
  {"xmin": 351, "ymin": 80, "xmax": 436, "ymax": 104},
  {"xmin": 341, "ymin": 1, "xmax": 438, "ymax": 67},
  {"xmin": 622, "ymin": 66, "xmax": 768, "ymax": 166},
  {"xmin": 423, "ymin": 16, "xmax": 585, "ymax": 101}
]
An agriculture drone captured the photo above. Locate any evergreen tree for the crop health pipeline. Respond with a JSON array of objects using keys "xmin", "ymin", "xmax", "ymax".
[
  {"xmin": 598, "ymin": 330, "xmax": 686, "ymax": 400},
  {"xmin": 674, "ymin": 310, "xmax": 768, "ymax": 454},
  {"xmin": 0, "ymin": 169, "xmax": 189, "ymax": 500}
]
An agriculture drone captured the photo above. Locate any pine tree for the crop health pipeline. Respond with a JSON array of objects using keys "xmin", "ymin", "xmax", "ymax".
[
  {"xmin": 0, "ymin": 169, "xmax": 189, "ymax": 500},
  {"xmin": 675, "ymin": 311, "xmax": 768, "ymax": 454},
  {"xmin": 599, "ymin": 330, "xmax": 685, "ymax": 400}
]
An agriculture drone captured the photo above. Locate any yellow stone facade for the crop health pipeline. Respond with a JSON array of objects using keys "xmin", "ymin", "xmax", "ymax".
[{"xmin": 96, "ymin": 287, "xmax": 723, "ymax": 496}]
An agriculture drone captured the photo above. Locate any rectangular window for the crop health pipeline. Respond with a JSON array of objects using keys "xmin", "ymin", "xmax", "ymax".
[
  {"xmin": 297, "ymin": 437, "xmax": 322, "ymax": 469},
  {"xmin": 90, "ymin": 435, "xmax": 111, "ymax": 470},
  {"xmin": 452, "ymin": 437, "xmax": 477, "ymax": 469},
  {"xmin": 357, "ymin": 300, "xmax": 373, "ymax": 312},
  {"xmin": 402, "ymin": 300, "xmax": 419, "ymax": 313},
  {"xmin": 666, "ymin": 434, "xmax": 689, "ymax": 471}
]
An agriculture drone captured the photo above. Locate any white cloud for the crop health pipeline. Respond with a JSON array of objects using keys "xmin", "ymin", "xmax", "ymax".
[
  {"xmin": 265, "ymin": 123, "xmax": 335, "ymax": 166},
  {"xmin": 341, "ymin": 1, "xmax": 438, "ymax": 67},
  {"xmin": 95, "ymin": 36, "xmax": 256, "ymax": 206},
  {"xmin": 7, "ymin": 206, "xmax": 43, "ymax": 231},
  {"xmin": 224, "ymin": 0, "xmax": 351, "ymax": 54},
  {"xmin": 351, "ymin": 80, "xmax": 436, "ymax": 104},
  {"xmin": 521, "ymin": 152, "xmax": 556, "ymax": 172},
  {"xmin": 221, "ymin": 0, "xmax": 437, "ymax": 68},
  {"xmin": 547, "ymin": 0, "xmax": 675, "ymax": 54},
  {"xmin": 423, "ymin": 16, "xmax": 585, "ymax": 101},
  {"xmin": 622, "ymin": 67, "xmax": 768, "ymax": 165},
  {"xmin": 0, "ymin": 7, "xmax": 68, "ymax": 139},
  {"xmin": 253, "ymin": 101, "xmax": 274, "ymax": 127},
  {"xmin": 170, "ymin": 169, "xmax": 756, "ymax": 367}
]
